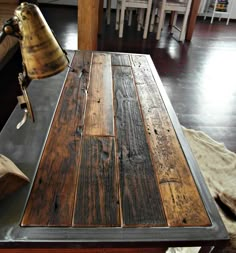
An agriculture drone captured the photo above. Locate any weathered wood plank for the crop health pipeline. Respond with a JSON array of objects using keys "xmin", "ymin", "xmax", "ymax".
[
  {"xmin": 21, "ymin": 51, "xmax": 92, "ymax": 226},
  {"xmin": 113, "ymin": 66, "xmax": 167, "ymax": 227},
  {"xmin": 84, "ymin": 53, "xmax": 114, "ymax": 136},
  {"xmin": 132, "ymin": 55, "xmax": 211, "ymax": 227},
  {"xmin": 73, "ymin": 136, "xmax": 120, "ymax": 227},
  {"xmin": 111, "ymin": 54, "xmax": 131, "ymax": 66},
  {"xmin": 129, "ymin": 55, "xmax": 156, "ymax": 85}
]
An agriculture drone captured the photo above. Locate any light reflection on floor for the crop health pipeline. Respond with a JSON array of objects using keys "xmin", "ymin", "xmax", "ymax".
[{"xmin": 198, "ymin": 48, "xmax": 236, "ymax": 119}]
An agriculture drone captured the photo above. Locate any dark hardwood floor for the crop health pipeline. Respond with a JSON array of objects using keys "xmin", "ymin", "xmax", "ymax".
[{"xmin": 2, "ymin": 4, "xmax": 236, "ymax": 153}]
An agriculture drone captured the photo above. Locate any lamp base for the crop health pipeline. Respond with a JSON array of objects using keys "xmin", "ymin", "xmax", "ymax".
[{"xmin": 0, "ymin": 154, "xmax": 29, "ymax": 200}]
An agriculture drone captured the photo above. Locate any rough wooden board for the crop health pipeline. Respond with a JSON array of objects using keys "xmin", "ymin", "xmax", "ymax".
[
  {"xmin": 21, "ymin": 51, "xmax": 92, "ymax": 226},
  {"xmin": 113, "ymin": 66, "xmax": 167, "ymax": 227},
  {"xmin": 129, "ymin": 55, "xmax": 156, "ymax": 85},
  {"xmin": 84, "ymin": 53, "xmax": 114, "ymax": 136},
  {"xmin": 131, "ymin": 55, "xmax": 211, "ymax": 227},
  {"xmin": 111, "ymin": 54, "xmax": 131, "ymax": 66},
  {"xmin": 73, "ymin": 136, "xmax": 120, "ymax": 227}
]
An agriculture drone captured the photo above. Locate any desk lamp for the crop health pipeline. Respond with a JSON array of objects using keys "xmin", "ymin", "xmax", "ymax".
[
  {"xmin": 0, "ymin": 2, "xmax": 69, "ymax": 129},
  {"xmin": 0, "ymin": 2, "xmax": 69, "ymax": 200}
]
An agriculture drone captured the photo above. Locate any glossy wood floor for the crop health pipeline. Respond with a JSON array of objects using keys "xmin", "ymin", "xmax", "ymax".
[{"xmin": 2, "ymin": 4, "xmax": 236, "ymax": 153}]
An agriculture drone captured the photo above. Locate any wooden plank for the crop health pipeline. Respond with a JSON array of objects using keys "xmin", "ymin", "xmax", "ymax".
[
  {"xmin": 111, "ymin": 54, "xmax": 131, "ymax": 66},
  {"xmin": 78, "ymin": 0, "xmax": 99, "ymax": 50},
  {"xmin": 113, "ymin": 66, "xmax": 167, "ymax": 227},
  {"xmin": 129, "ymin": 54, "xmax": 156, "ymax": 85},
  {"xmin": 73, "ymin": 136, "xmax": 120, "ymax": 227},
  {"xmin": 21, "ymin": 51, "xmax": 92, "ymax": 226},
  {"xmin": 132, "ymin": 55, "xmax": 211, "ymax": 227},
  {"xmin": 84, "ymin": 53, "xmax": 114, "ymax": 136}
]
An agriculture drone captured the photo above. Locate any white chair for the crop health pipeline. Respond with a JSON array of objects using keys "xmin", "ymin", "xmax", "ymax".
[
  {"xmin": 204, "ymin": 0, "xmax": 234, "ymax": 25},
  {"xmin": 151, "ymin": 0, "xmax": 192, "ymax": 41},
  {"xmin": 116, "ymin": 0, "xmax": 153, "ymax": 39}
]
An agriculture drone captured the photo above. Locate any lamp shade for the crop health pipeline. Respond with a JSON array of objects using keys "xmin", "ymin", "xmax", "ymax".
[{"xmin": 14, "ymin": 2, "xmax": 68, "ymax": 80}]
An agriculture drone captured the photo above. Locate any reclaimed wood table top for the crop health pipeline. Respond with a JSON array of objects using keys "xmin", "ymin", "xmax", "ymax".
[{"xmin": 0, "ymin": 51, "xmax": 229, "ymax": 251}]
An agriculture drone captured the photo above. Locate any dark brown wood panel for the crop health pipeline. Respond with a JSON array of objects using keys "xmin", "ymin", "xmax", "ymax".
[
  {"xmin": 73, "ymin": 136, "xmax": 120, "ymax": 227},
  {"xmin": 113, "ymin": 66, "xmax": 167, "ymax": 227},
  {"xmin": 21, "ymin": 51, "xmax": 92, "ymax": 226},
  {"xmin": 131, "ymin": 55, "xmax": 211, "ymax": 227},
  {"xmin": 84, "ymin": 53, "xmax": 114, "ymax": 136}
]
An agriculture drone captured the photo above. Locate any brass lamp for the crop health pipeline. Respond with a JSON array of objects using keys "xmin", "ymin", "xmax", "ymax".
[
  {"xmin": 0, "ymin": 2, "xmax": 68, "ymax": 200},
  {"xmin": 0, "ymin": 2, "xmax": 69, "ymax": 129}
]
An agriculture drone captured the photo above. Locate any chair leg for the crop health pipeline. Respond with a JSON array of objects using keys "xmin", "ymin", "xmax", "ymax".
[
  {"xmin": 211, "ymin": 0, "xmax": 217, "ymax": 24},
  {"xmin": 119, "ymin": 2, "xmax": 126, "ymax": 38},
  {"xmin": 149, "ymin": 8, "xmax": 156, "ymax": 32},
  {"xmin": 106, "ymin": 0, "xmax": 112, "ymax": 25},
  {"xmin": 128, "ymin": 9, "xmax": 133, "ymax": 26},
  {"xmin": 115, "ymin": 4, "xmax": 120, "ymax": 30},
  {"xmin": 171, "ymin": 12, "xmax": 178, "ymax": 34},
  {"xmin": 226, "ymin": 15, "xmax": 230, "ymax": 25},
  {"xmin": 143, "ymin": 0, "xmax": 152, "ymax": 39},
  {"xmin": 179, "ymin": 13, "xmax": 188, "ymax": 41},
  {"xmin": 137, "ymin": 9, "xmax": 145, "ymax": 31},
  {"xmin": 156, "ymin": 7, "xmax": 165, "ymax": 40}
]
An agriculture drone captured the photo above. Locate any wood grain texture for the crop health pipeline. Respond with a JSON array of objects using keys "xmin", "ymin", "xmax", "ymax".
[
  {"xmin": 131, "ymin": 55, "xmax": 211, "ymax": 227},
  {"xmin": 21, "ymin": 51, "xmax": 92, "ymax": 226},
  {"xmin": 21, "ymin": 52, "xmax": 210, "ymax": 229},
  {"xmin": 111, "ymin": 54, "xmax": 131, "ymax": 66},
  {"xmin": 113, "ymin": 65, "xmax": 167, "ymax": 227},
  {"xmin": 77, "ymin": 0, "xmax": 99, "ymax": 50},
  {"xmin": 84, "ymin": 53, "xmax": 114, "ymax": 136},
  {"xmin": 73, "ymin": 136, "xmax": 120, "ymax": 226}
]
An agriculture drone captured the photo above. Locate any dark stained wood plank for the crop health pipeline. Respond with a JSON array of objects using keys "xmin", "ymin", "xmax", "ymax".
[
  {"xmin": 84, "ymin": 53, "xmax": 114, "ymax": 136},
  {"xmin": 111, "ymin": 54, "xmax": 131, "ymax": 66},
  {"xmin": 131, "ymin": 55, "xmax": 211, "ymax": 227},
  {"xmin": 113, "ymin": 66, "xmax": 167, "ymax": 227},
  {"xmin": 73, "ymin": 136, "xmax": 120, "ymax": 227},
  {"xmin": 21, "ymin": 51, "xmax": 92, "ymax": 226}
]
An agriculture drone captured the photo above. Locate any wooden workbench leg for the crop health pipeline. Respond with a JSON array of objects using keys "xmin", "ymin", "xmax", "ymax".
[
  {"xmin": 185, "ymin": 0, "xmax": 200, "ymax": 41},
  {"xmin": 78, "ymin": 0, "xmax": 100, "ymax": 50}
]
